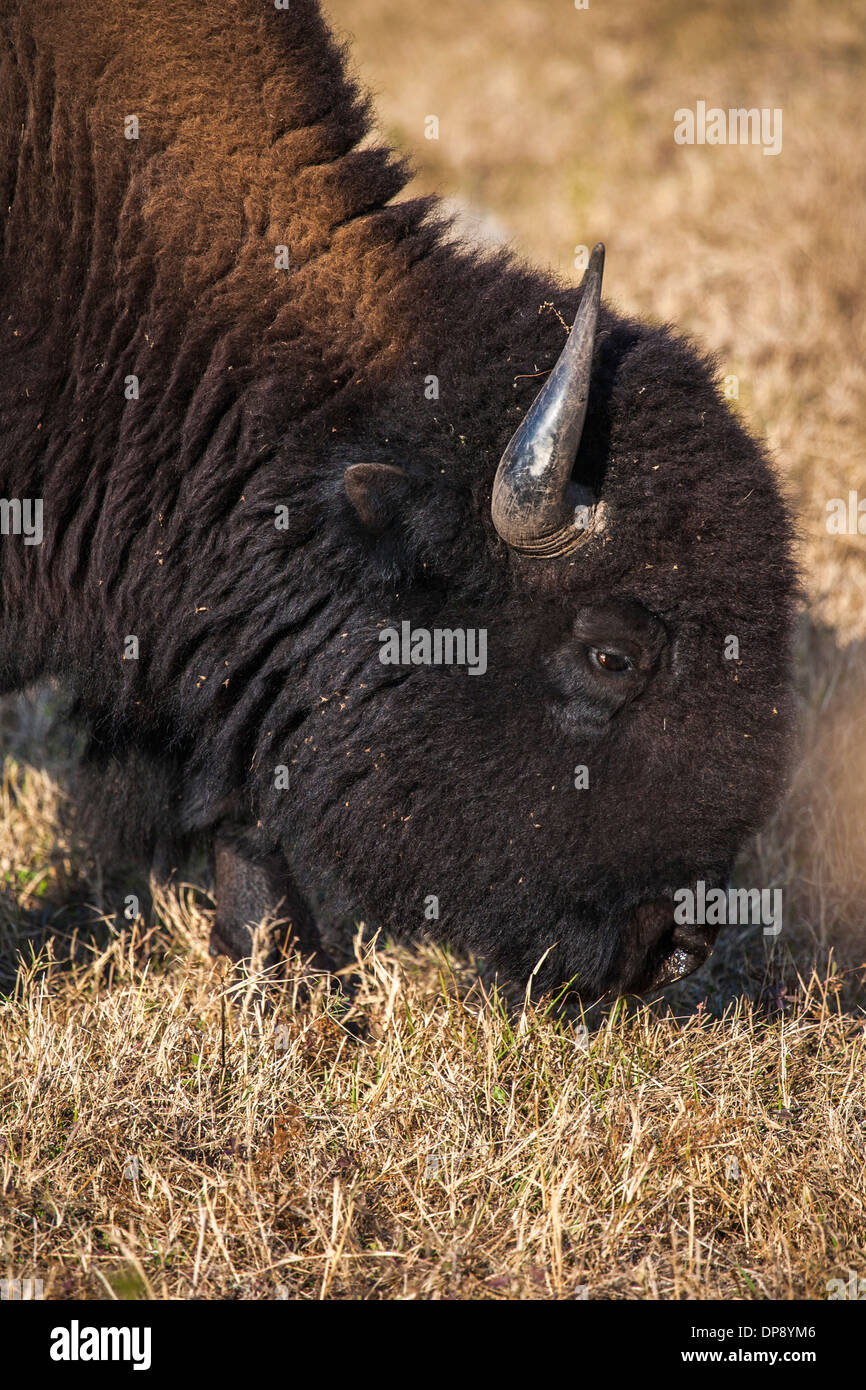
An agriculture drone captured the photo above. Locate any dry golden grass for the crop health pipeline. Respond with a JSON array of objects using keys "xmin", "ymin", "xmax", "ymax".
[
  {"xmin": 1, "ymin": 0, "xmax": 865, "ymax": 1301},
  {"xmin": 1, "ymin": 865, "xmax": 865, "ymax": 1302},
  {"xmin": 0, "ymin": 861, "xmax": 864, "ymax": 1301}
]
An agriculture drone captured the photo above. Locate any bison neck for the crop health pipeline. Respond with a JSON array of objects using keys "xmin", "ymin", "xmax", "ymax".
[{"xmin": 0, "ymin": 0, "xmax": 574, "ymax": 840}]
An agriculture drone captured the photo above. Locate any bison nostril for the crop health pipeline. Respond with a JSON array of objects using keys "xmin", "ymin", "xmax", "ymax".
[
  {"xmin": 652, "ymin": 924, "xmax": 716, "ymax": 986},
  {"xmin": 619, "ymin": 898, "xmax": 714, "ymax": 993},
  {"xmin": 670, "ymin": 924, "xmax": 714, "ymax": 958},
  {"xmin": 654, "ymin": 945, "xmax": 706, "ymax": 985}
]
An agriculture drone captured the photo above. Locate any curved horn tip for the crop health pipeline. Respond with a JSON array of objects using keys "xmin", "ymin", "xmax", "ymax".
[
  {"xmin": 490, "ymin": 242, "xmax": 607, "ymax": 554},
  {"xmin": 585, "ymin": 242, "xmax": 605, "ymax": 281}
]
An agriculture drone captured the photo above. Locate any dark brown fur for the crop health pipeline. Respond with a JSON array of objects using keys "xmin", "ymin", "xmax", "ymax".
[{"xmin": 0, "ymin": 1, "xmax": 797, "ymax": 997}]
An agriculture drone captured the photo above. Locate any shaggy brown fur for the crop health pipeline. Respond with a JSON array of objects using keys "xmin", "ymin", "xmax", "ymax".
[{"xmin": 0, "ymin": 0, "xmax": 796, "ymax": 997}]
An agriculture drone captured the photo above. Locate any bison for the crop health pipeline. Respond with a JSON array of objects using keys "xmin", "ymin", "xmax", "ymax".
[{"xmin": 0, "ymin": 0, "xmax": 796, "ymax": 999}]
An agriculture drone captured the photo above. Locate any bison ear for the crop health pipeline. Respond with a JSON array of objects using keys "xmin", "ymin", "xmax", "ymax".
[{"xmin": 343, "ymin": 462, "xmax": 412, "ymax": 532}]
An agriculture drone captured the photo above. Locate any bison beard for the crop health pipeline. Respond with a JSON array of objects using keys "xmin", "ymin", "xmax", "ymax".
[{"xmin": 0, "ymin": 0, "xmax": 796, "ymax": 1000}]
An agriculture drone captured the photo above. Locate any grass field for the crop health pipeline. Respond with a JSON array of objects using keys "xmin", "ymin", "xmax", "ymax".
[{"xmin": 1, "ymin": 0, "xmax": 864, "ymax": 1300}]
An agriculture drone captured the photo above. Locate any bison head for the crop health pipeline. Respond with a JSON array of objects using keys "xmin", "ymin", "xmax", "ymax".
[{"xmin": 276, "ymin": 245, "xmax": 796, "ymax": 1002}]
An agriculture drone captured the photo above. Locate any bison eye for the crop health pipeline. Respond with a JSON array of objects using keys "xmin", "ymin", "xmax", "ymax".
[{"xmin": 589, "ymin": 648, "xmax": 633, "ymax": 674}]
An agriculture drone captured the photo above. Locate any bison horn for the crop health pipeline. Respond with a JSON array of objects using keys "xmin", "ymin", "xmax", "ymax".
[{"xmin": 492, "ymin": 242, "xmax": 605, "ymax": 557}]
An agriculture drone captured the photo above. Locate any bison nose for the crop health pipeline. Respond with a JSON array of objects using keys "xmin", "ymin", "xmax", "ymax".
[
  {"xmin": 651, "ymin": 922, "xmax": 717, "ymax": 987},
  {"xmin": 620, "ymin": 899, "xmax": 717, "ymax": 995}
]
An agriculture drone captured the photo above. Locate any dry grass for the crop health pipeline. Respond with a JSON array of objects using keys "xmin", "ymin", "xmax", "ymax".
[
  {"xmin": 1, "ymin": 869, "xmax": 865, "ymax": 1301},
  {"xmin": 1, "ymin": 0, "xmax": 865, "ymax": 1300}
]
